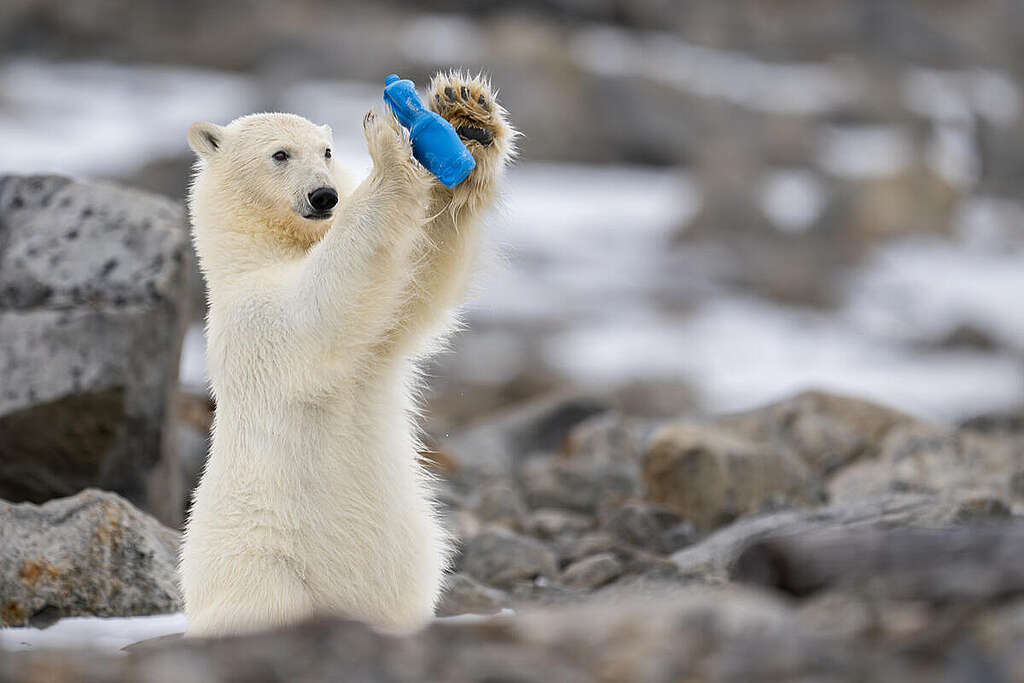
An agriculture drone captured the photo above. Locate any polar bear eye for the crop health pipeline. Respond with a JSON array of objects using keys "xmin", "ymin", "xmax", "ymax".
[
  {"xmin": 272, "ymin": 150, "xmax": 289, "ymax": 162},
  {"xmin": 324, "ymin": 148, "xmax": 332, "ymax": 160}
]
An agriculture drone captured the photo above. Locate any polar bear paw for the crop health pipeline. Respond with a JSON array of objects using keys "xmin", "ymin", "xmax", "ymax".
[
  {"xmin": 364, "ymin": 108, "xmax": 432, "ymax": 196},
  {"xmin": 428, "ymin": 71, "xmax": 514, "ymax": 165}
]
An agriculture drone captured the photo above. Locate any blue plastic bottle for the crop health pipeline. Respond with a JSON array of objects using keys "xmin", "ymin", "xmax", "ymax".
[{"xmin": 382, "ymin": 74, "xmax": 476, "ymax": 189}]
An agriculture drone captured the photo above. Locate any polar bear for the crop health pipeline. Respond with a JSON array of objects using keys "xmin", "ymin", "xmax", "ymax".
[{"xmin": 180, "ymin": 72, "xmax": 515, "ymax": 637}]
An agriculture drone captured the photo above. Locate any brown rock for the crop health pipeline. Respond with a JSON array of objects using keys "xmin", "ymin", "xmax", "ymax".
[{"xmin": 643, "ymin": 422, "xmax": 818, "ymax": 532}]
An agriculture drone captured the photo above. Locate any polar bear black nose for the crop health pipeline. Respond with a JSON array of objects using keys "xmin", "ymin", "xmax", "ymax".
[{"xmin": 308, "ymin": 187, "xmax": 338, "ymax": 212}]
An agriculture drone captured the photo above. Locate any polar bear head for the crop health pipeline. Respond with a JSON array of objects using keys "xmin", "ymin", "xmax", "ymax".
[{"xmin": 187, "ymin": 113, "xmax": 353, "ymax": 260}]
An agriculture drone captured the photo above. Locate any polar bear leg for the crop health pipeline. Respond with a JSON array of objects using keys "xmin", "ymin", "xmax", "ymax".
[
  {"xmin": 185, "ymin": 559, "xmax": 315, "ymax": 637},
  {"xmin": 378, "ymin": 71, "xmax": 516, "ymax": 358},
  {"xmin": 283, "ymin": 109, "xmax": 432, "ymax": 355}
]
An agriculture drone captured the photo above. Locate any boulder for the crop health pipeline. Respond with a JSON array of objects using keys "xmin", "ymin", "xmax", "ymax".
[
  {"xmin": 670, "ymin": 494, "xmax": 985, "ymax": 582},
  {"xmin": 0, "ymin": 175, "xmax": 190, "ymax": 526},
  {"xmin": 734, "ymin": 522, "xmax": 1024, "ymax": 601},
  {"xmin": 0, "ymin": 489, "xmax": 182, "ymax": 627},
  {"xmin": 643, "ymin": 422, "xmax": 818, "ymax": 532},
  {"xmin": 828, "ymin": 423, "xmax": 1024, "ymax": 511},
  {"xmin": 716, "ymin": 390, "xmax": 920, "ymax": 474}
]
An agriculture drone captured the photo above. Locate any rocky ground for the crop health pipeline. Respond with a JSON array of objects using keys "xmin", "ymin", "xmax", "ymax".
[{"xmin": 3, "ymin": 386, "xmax": 1024, "ymax": 680}]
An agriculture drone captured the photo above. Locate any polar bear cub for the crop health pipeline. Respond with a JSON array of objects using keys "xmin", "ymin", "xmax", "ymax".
[{"xmin": 180, "ymin": 72, "xmax": 515, "ymax": 637}]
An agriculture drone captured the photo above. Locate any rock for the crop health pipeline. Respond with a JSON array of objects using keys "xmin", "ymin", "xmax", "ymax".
[
  {"xmin": 734, "ymin": 523, "xmax": 1024, "ymax": 602},
  {"xmin": 643, "ymin": 422, "xmax": 818, "ymax": 532},
  {"xmin": 716, "ymin": 390, "xmax": 920, "ymax": 475},
  {"xmin": 602, "ymin": 502, "xmax": 696, "ymax": 554},
  {"xmin": 0, "ymin": 587, "xmax": 806, "ymax": 683},
  {"xmin": 8, "ymin": 578, "xmax": 1024, "ymax": 682},
  {"xmin": 670, "ymin": 494, "xmax": 964, "ymax": 582},
  {"xmin": 460, "ymin": 529, "xmax": 559, "ymax": 589},
  {"xmin": 473, "ymin": 483, "xmax": 527, "ymax": 529},
  {"xmin": 519, "ymin": 456, "xmax": 638, "ymax": 515},
  {"xmin": 0, "ymin": 489, "xmax": 182, "ymax": 627},
  {"xmin": 960, "ymin": 410, "xmax": 1024, "ymax": 436},
  {"xmin": 562, "ymin": 411, "xmax": 645, "ymax": 464},
  {"xmin": 827, "ymin": 424, "xmax": 1024, "ymax": 510},
  {"xmin": 560, "ymin": 553, "xmax": 622, "ymax": 590},
  {"xmin": 435, "ymin": 573, "xmax": 508, "ymax": 617},
  {"xmin": 524, "ymin": 508, "xmax": 594, "ymax": 540},
  {"xmin": 441, "ymin": 393, "xmax": 611, "ymax": 479},
  {"xmin": 0, "ymin": 175, "xmax": 190, "ymax": 527},
  {"xmin": 553, "ymin": 532, "xmax": 619, "ymax": 565}
]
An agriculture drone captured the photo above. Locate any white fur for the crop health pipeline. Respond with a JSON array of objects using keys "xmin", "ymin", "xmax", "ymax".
[{"xmin": 180, "ymin": 74, "xmax": 514, "ymax": 637}]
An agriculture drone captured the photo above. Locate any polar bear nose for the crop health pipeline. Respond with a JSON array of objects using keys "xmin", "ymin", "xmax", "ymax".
[{"xmin": 308, "ymin": 187, "xmax": 338, "ymax": 212}]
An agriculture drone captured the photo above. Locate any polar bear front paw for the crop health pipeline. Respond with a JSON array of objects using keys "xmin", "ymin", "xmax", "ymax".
[
  {"xmin": 428, "ymin": 72, "xmax": 514, "ymax": 166},
  {"xmin": 363, "ymin": 108, "xmax": 432, "ymax": 196},
  {"xmin": 427, "ymin": 72, "xmax": 515, "ymax": 209}
]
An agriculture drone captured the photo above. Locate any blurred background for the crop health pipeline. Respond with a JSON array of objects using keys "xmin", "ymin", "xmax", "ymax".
[{"xmin": 2, "ymin": 1, "xmax": 1023, "ymax": 523}]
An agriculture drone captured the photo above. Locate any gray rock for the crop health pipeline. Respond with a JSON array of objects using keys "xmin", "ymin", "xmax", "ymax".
[
  {"xmin": 0, "ymin": 489, "xmax": 182, "ymax": 627},
  {"xmin": 603, "ymin": 502, "xmax": 696, "ymax": 555},
  {"xmin": 734, "ymin": 522, "xmax": 1024, "ymax": 602},
  {"xmin": 670, "ymin": 494, "xmax": 972, "ymax": 582},
  {"xmin": 442, "ymin": 394, "xmax": 610, "ymax": 479},
  {"xmin": 828, "ymin": 424, "xmax": 1024, "ymax": 511},
  {"xmin": 473, "ymin": 483, "xmax": 527, "ymax": 529},
  {"xmin": 643, "ymin": 422, "xmax": 818, "ymax": 532},
  {"xmin": 560, "ymin": 553, "xmax": 623, "ymax": 590},
  {"xmin": 0, "ymin": 175, "xmax": 190, "ymax": 526},
  {"xmin": 524, "ymin": 508, "xmax": 594, "ymax": 540},
  {"xmin": 562, "ymin": 411, "xmax": 645, "ymax": 464},
  {"xmin": 519, "ymin": 456, "xmax": 638, "ymax": 515},
  {"xmin": 553, "ymin": 532, "xmax": 619, "ymax": 565},
  {"xmin": 435, "ymin": 573, "xmax": 508, "ymax": 617},
  {"xmin": 461, "ymin": 529, "xmax": 559, "ymax": 589}
]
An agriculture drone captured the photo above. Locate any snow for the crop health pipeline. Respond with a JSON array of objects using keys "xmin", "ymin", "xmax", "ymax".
[
  {"xmin": 0, "ymin": 610, "xmax": 515, "ymax": 653},
  {"xmin": 570, "ymin": 26, "xmax": 861, "ymax": 116},
  {"xmin": 757, "ymin": 169, "xmax": 827, "ymax": 233},
  {"xmin": 0, "ymin": 613, "xmax": 187, "ymax": 653},
  {"xmin": 0, "ymin": 61, "xmax": 259, "ymax": 177},
  {"xmin": 544, "ymin": 297, "xmax": 1023, "ymax": 422},
  {"xmin": 903, "ymin": 66, "xmax": 1022, "ymax": 127},
  {"xmin": 816, "ymin": 125, "xmax": 913, "ymax": 178}
]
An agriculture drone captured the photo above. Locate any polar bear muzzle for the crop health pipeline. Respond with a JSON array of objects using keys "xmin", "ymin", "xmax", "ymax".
[{"xmin": 304, "ymin": 186, "xmax": 338, "ymax": 220}]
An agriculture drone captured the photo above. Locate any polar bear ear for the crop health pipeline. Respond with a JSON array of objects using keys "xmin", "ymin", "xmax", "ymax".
[{"xmin": 188, "ymin": 122, "xmax": 225, "ymax": 158}]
